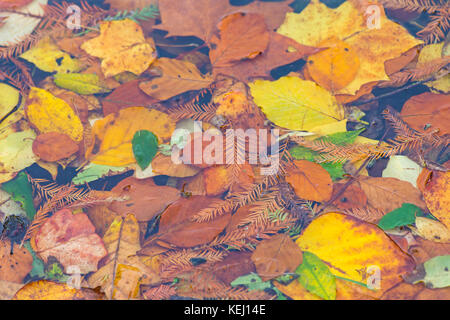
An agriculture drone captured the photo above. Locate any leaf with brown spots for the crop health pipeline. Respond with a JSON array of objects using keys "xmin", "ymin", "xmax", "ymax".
[{"xmin": 0, "ymin": 240, "xmax": 32, "ymax": 283}]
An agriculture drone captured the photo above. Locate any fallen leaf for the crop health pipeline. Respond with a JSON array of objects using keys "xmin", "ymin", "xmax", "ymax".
[
  {"xmin": 415, "ymin": 217, "xmax": 450, "ymax": 244},
  {"xmin": 356, "ymin": 176, "xmax": 427, "ymax": 214},
  {"xmin": 86, "ymin": 107, "xmax": 175, "ymax": 166},
  {"xmin": 0, "ymin": 0, "xmax": 33, "ymax": 9},
  {"xmin": 251, "ymin": 234, "xmax": 303, "ymax": 282},
  {"xmin": 13, "ymin": 280, "xmax": 104, "ymax": 300},
  {"xmin": 296, "ymin": 212, "xmax": 415, "ymax": 297},
  {"xmin": 151, "ymin": 153, "xmax": 201, "ymax": 178},
  {"xmin": 408, "ymin": 237, "xmax": 450, "ymax": 265},
  {"xmin": 20, "ymin": 37, "xmax": 84, "ymax": 73},
  {"xmin": 296, "ymin": 251, "xmax": 336, "ymax": 300},
  {"xmin": 382, "ymin": 281, "xmax": 450, "ymax": 300},
  {"xmin": 132, "ymin": 130, "xmax": 158, "ymax": 170},
  {"xmin": 53, "ymin": 73, "xmax": 113, "ymax": 95},
  {"xmin": 277, "ymin": 0, "xmax": 422, "ymax": 94},
  {"xmin": 26, "ymin": 87, "xmax": 84, "ymax": 142},
  {"xmin": 157, "ymin": 196, "xmax": 231, "ymax": 248},
  {"xmin": 250, "ymin": 76, "xmax": 345, "ymax": 131},
  {"xmin": 32, "ymin": 132, "xmax": 79, "ymax": 162},
  {"xmin": 423, "ymin": 170, "xmax": 450, "ymax": 230},
  {"xmin": 285, "ymin": 160, "xmax": 333, "ymax": 202},
  {"xmin": 331, "ymin": 183, "xmax": 368, "ymax": 210},
  {"xmin": 209, "ymin": 13, "xmax": 269, "ymax": 68},
  {"xmin": 0, "ymin": 280, "xmax": 24, "ymax": 300},
  {"xmin": 378, "ymin": 203, "xmax": 424, "ymax": 231},
  {"xmin": 401, "ymin": 92, "xmax": 450, "ymax": 135},
  {"xmin": 34, "ymin": 209, "xmax": 107, "ymax": 274},
  {"xmin": 406, "ymin": 255, "xmax": 450, "ymax": 289},
  {"xmin": 382, "ymin": 156, "xmax": 422, "ymax": 188},
  {"xmin": 88, "ymin": 214, "xmax": 159, "ymax": 300},
  {"xmin": 0, "ymin": 130, "xmax": 38, "ymax": 184},
  {"xmin": 139, "ymin": 58, "xmax": 213, "ymax": 101},
  {"xmin": 81, "ymin": 19, "xmax": 156, "ymax": 77},
  {"xmin": 0, "ymin": 240, "xmax": 33, "ymax": 283},
  {"xmin": 109, "ymin": 177, "xmax": 180, "ymax": 222}
]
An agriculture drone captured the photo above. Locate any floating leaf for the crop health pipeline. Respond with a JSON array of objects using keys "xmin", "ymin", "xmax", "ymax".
[
  {"xmin": 378, "ymin": 203, "xmax": 424, "ymax": 231},
  {"xmin": 1, "ymin": 172, "xmax": 36, "ymax": 220},
  {"xmin": 139, "ymin": 58, "xmax": 213, "ymax": 101},
  {"xmin": 81, "ymin": 19, "xmax": 156, "ymax": 77},
  {"xmin": 72, "ymin": 163, "xmax": 128, "ymax": 185},
  {"xmin": 250, "ymin": 77, "xmax": 344, "ymax": 131},
  {"xmin": 20, "ymin": 37, "xmax": 84, "ymax": 73},
  {"xmin": 34, "ymin": 209, "xmax": 107, "ymax": 274},
  {"xmin": 86, "ymin": 107, "xmax": 175, "ymax": 166},
  {"xmin": 26, "ymin": 88, "xmax": 84, "ymax": 142},
  {"xmin": 296, "ymin": 212, "xmax": 415, "ymax": 296},
  {"xmin": 295, "ymin": 251, "xmax": 336, "ymax": 300},
  {"xmin": 54, "ymin": 73, "xmax": 112, "ymax": 95},
  {"xmin": 32, "ymin": 132, "xmax": 79, "ymax": 162},
  {"xmin": 132, "ymin": 130, "xmax": 158, "ymax": 170}
]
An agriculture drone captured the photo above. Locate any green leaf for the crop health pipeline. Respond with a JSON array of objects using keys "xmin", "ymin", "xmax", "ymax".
[
  {"xmin": 24, "ymin": 242, "xmax": 45, "ymax": 279},
  {"xmin": 295, "ymin": 251, "xmax": 336, "ymax": 300},
  {"xmin": 1, "ymin": 172, "xmax": 36, "ymax": 220},
  {"xmin": 231, "ymin": 273, "xmax": 286, "ymax": 299},
  {"xmin": 290, "ymin": 130, "xmax": 363, "ymax": 180},
  {"xmin": 422, "ymin": 255, "xmax": 450, "ymax": 289},
  {"xmin": 54, "ymin": 73, "xmax": 112, "ymax": 95},
  {"xmin": 378, "ymin": 203, "xmax": 424, "ymax": 230},
  {"xmin": 132, "ymin": 130, "xmax": 159, "ymax": 170},
  {"xmin": 72, "ymin": 163, "xmax": 128, "ymax": 185}
]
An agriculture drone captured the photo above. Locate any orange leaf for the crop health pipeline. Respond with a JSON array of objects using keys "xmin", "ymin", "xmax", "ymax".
[
  {"xmin": 209, "ymin": 13, "xmax": 270, "ymax": 68},
  {"xmin": 285, "ymin": 160, "xmax": 333, "ymax": 202},
  {"xmin": 32, "ymin": 132, "xmax": 79, "ymax": 162}
]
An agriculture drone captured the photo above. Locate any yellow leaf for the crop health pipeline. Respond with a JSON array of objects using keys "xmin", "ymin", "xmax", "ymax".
[
  {"xmin": 296, "ymin": 212, "xmax": 415, "ymax": 297},
  {"xmin": 86, "ymin": 107, "xmax": 175, "ymax": 166},
  {"xmin": 415, "ymin": 217, "xmax": 450, "ymax": 244},
  {"xmin": 417, "ymin": 43, "xmax": 450, "ymax": 93},
  {"xmin": 25, "ymin": 87, "xmax": 84, "ymax": 142},
  {"xmin": 249, "ymin": 76, "xmax": 344, "ymax": 131},
  {"xmin": 0, "ymin": 130, "xmax": 38, "ymax": 184},
  {"xmin": 81, "ymin": 19, "xmax": 156, "ymax": 77},
  {"xmin": 20, "ymin": 37, "xmax": 84, "ymax": 73},
  {"xmin": 277, "ymin": 0, "xmax": 422, "ymax": 94},
  {"xmin": 423, "ymin": 170, "xmax": 450, "ymax": 230},
  {"xmin": 87, "ymin": 214, "xmax": 159, "ymax": 299},
  {"xmin": 139, "ymin": 58, "xmax": 213, "ymax": 101},
  {"xmin": 13, "ymin": 280, "xmax": 103, "ymax": 300}
]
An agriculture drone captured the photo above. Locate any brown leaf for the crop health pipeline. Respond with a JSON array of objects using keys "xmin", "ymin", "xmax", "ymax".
[
  {"xmin": 408, "ymin": 237, "xmax": 450, "ymax": 265},
  {"xmin": 109, "ymin": 177, "xmax": 181, "ymax": 222},
  {"xmin": 382, "ymin": 282, "xmax": 450, "ymax": 300},
  {"xmin": 32, "ymin": 132, "xmax": 79, "ymax": 162},
  {"xmin": 139, "ymin": 58, "xmax": 213, "ymax": 101},
  {"xmin": 285, "ymin": 160, "xmax": 333, "ymax": 202},
  {"xmin": 102, "ymin": 80, "xmax": 157, "ymax": 116},
  {"xmin": 157, "ymin": 196, "xmax": 231, "ymax": 248},
  {"xmin": 422, "ymin": 170, "xmax": 450, "ymax": 230},
  {"xmin": 156, "ymin": 0, "xmax": 292, "ymax": 42},
  {"xmin": 331, "ymin": 183, "xmax": 368, "ymax": 210},
  {"xmin": 209, "ymin": 13, "xmax": 270, "ymax": 68},
  {"xmin": 251, "ymin": 234, "xmax": 303, "ymax": 282},
  {"xmin": 401, "ymin": 92, "xmax": 450, "ymax": 135},
  {"xmin": 214, "ymin": 32, "xmax": 319, "ymax": 81},
  {"xmin": 212, "ymin": 252, "xmax": 256, "ymax": 285},
  {"xmin": 356, "ymin": 176, "xmax": 427, "ymax": 213},
  {"xmin": 0, "ymin": 0, "xmax": 33, "ymax": 9},
  {"xmin": 0, "ymin": 240, "xmax": 32, "ymax": 283},
  {"xmin": 151, "ymin": 153, "xmax": 201, "ymax": 178},
  {"xmin": 34, "ymin": 209, "xmax": 107, "ymax": 274}
]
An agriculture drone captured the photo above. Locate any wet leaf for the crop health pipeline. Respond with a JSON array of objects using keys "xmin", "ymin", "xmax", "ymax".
[
  {"xmin": 26, "ymin": 87, "xmax": 84, "ymax": 142},
  {"xmin": 296, "ymin": 212, "xmax": 415, "ymax": 296},
  {"xmin": 382, "ymin": 156, "xmax": 422, "ymax": 188},
  {"xmin": 295, "ymin": 251, "xmax": 336, "ymax": 300},
  {"xmin": 81, "ymin": 19, "xmax": 156, "ymax": 77},
  {"xmin": 109, "ymin": 177, "xmax": 180, "ymax": 222},
  {"xmin": 0, "ymin": 240, "xmax": 33, "ymax": 283},
  {"xmin": 250, "ymin": 76, "xmax": 344, "ymax": 131},
  {"xmin": 132, "ymin": 130, "xmax": 158, "ymax": 170},
  {"xmin": 251, "ymin": 234, "xmax": 303, "ymax": 282},
  {"xmin": 285, "ymin": 160, "xmax": 333, "ymax": 202},
  {"xmin": 72, "ymin": 163, "xmax": 128, "ymax": 185},
  {"xmin": 32, "ymin": 132, "xmax": 79, "ymax": 162},
  {"xmin": 378, "ymin": 203, "xmax": 424, "ymax": 231},
  {"xmin": 415, "ymin": 217, "xmax": 450, "ymax": 244},
  {"xmin": 53, "ymin": 73, "xmax": 113, "ymax": 95},
  {"xmin": 34, "ymin": 209, "xmax": 107, "ymax": 274},
  {"xmin": 86, "ymin": 107, "xmax": 175, "ymax": 166},
  {"xmin": 423, "ymin": 170, "xmax": 450, "ymax": 230},
  {"xmin": 13, "ymin": 280, "xmax": 104, "ymax": 300},
  {"xmin": 1, "ymin": 172, "xmax": 36, "ymax": 220},
  {"xmin": 20, "ymin": 37, "xmax": 84, "ymax": 74},
  {"xmin": 139, "ymin": 58, "xmax": 213, "ymax": 101}
]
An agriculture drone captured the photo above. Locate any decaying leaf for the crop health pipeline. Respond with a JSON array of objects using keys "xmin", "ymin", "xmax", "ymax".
[
  {"xmin": 423, "ymin": 170, "xmax": 450, "ymax": 230},
  {"xmin": 13, "ymin": 280, "xmax": 104, "ymax": 300},
  {"xmin": 32, "ymin": 132, "xmax": 79, "ymax": 162},
  {"xmin": 251, "ymin": 234, "xmax": 303, "ymax": 282},
  {"xmin": 0, "ymin": 240, "xmax": 33, "ymax": 283},
  {"xmin": 34, "ymin": 209, "xmax": 107, "ymax": 274},
  {"xmin": 81, "ymin": 19, "xmax": 156, "ymax": 77}
]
